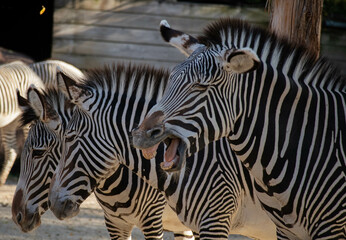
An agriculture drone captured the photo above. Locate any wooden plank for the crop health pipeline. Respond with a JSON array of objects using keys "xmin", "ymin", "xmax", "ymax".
[
  {"xmin": 53, "ymin": 39, "xmax": 186, "ymax": 62},
  {"xmin": 54, "ymin": 8, "xmax": 268, "ymax": 34},
  {"xmin": 51, "ymin": 52, "xmax": 178, "ymax": 70},
  {"xmin": 52, "ymin": 0, "xmax": 345, "ymax": 77},
  {"xmin": 54, "ymin": 9, "xmax": 205, "ymax": 33},
  {"xmin": 54, "ymin": 24, "xmax": 168, "ymax": 46},
  {"xmin": 56, "ymin": 0, "xmax": 269, "ymax": 24}
]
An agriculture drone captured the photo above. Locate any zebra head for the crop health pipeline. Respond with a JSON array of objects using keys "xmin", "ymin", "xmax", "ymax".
[
  {"xmin": 132, "ymin": 19, "xmax": 260, "ymax": 172},
  {"xmin": 49, "ymin": 70, "xmax": 121, "ymax": 220},
  {"xmin": 12, "ymin": 87, "xmax": 66, "ymax": 232}
]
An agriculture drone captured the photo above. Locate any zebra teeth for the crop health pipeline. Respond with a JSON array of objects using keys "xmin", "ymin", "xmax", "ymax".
[
  {"xmin": 141, "ymin": 143, "xmax": 160, "ymax": 160},
  {"xmin": 142, "ymin": 150, "xmax": 157, "ymax": 160},
  {"xmin": 160, "ymin": 155, "xmax": 179, "ymax": 171},
  {"xmin": 160, "ymin": 160, "xmax": 174, "ymax": 170}
]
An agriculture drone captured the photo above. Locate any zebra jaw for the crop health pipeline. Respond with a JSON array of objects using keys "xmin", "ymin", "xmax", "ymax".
[
  {"xmin": 141, "ymin": 138, "xmax": 185, "ymax": 171},
  {"xmin": 161, "ymin": 138, "xmax": 180, "ymax": 171},
  {"xmin": 142, "ymin": 143, "xmax": 160, "ymax": 160}
]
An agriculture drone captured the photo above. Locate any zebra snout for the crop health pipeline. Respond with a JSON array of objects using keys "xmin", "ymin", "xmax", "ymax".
[
  {"xmin": 132, "ymin": 124, "xmax": 165, "ymax": 150},
  {"xmin": 16, "ymin": 212, "xmax": 23, "ymax": 224},
  {"xmin": 63, "ymin": 199, "xmax": 75, "ymax": 212},
  {"xmin": 146, "ymin": 125, "xmax": 165, "ymax": 139},
  {"xmin": 50, "ymin": 196, "xmax": 80, "ymax": 220}
]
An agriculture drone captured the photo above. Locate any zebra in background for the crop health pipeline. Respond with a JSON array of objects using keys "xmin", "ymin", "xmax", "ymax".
[
  {"xmin": 0, "ymin": 61, "xmax": 44, "ymax": 186},
  {"xmin": 47, "ymin": 63, "xmax": 276, "ymax": 239},
  {"xmin": 0, "ymin": 60, "xmax": 84, "ymax": 185},
  {"xmin": 131, "ymin": 19, "xmax": 346, "ymax": 239},
  {"xmin": 12, "ymin": 85, "xmax": 194, "ymax": 239}
]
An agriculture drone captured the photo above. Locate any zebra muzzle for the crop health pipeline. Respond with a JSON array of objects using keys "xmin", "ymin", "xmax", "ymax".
[
  {"xmin": 142, "ymin": 143, "xmax": 160, "ymax": 160},
  {"xmin": 160, "ymin": 138, "xmax": 180, "ymax": 171}
]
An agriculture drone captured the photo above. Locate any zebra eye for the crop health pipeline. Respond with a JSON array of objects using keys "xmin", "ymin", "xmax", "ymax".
[
  {"xmin": 32, "ymin": 149, "xmax": 46, "ymax": 157},
  {"xmin": 193, "ymin": 83, "xmax": 209, "ymax": 90},
  {"xmin": 65, "ymin": 130, "xmax": 77, "ymax": 141}
]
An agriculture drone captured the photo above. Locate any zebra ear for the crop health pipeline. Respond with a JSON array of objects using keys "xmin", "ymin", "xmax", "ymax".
[
  {"xmin": 26, "ymin": 87, "xmax": 48, "ymax": 121},
  {"xmin": 160, "ymin": 20, "xmax": 204, "ymax": 56},
  {"xmin": 222, "ymin": 48, "xmax": 260, "ymax": 74},
  {"xmin": 57, "ymin": 70, "xmax": 92, "ymax": 105},
  {"xmin": 26, "ymin": 87, "xmax": 59, "ymax": 124},
  {"xmin": 17, "ymin": 90, "xmax": 30, "ymax": 111}
]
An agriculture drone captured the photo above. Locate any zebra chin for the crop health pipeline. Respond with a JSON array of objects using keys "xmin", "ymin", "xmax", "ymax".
[
  {"xmin": 132, "ymin": 125, "xmax": 190, "ymax": 172},
  {"xmin": 12, "ymin": 188, "xmax": 42, "ymax": 232},
  {"xmin": 160, "ymin": 136, "xmax": 187, "ymax": 172},
  {"xmin": 49, "ymin": 198, "xmax": 80, "ymax": 220},
  {"xmin": 48, "ymin": 191, "xmax": 80, "ymax": 220},
  {"xmin": 13, "ymin": 209, "xmax": 41, "ymax": 233}
]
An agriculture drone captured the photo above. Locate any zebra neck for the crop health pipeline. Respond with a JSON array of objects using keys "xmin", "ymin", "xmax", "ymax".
[
  {"xmin": 116, "ymin": 143, "xmax": 167, "ymax": 192},
  {"xmin": 105, "ymin": 88, "xmax": 168, "ymax": 192},
  {"xmin": 227, "ymin": 64, "xmax": 278, "ymax": 179}
]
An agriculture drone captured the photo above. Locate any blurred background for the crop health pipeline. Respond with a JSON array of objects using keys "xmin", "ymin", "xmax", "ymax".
[
  {"xmin": 0, "ymin": 0, "xmax": 345, "ymax": 205},
  {"xmin": 1, "ymin": 0, "xmax": 345, "ymax": 71}
]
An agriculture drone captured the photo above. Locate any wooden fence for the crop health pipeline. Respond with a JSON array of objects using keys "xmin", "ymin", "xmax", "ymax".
[{"xmin": 52, "ymin": 0, "xmax": 346, "ymax": 74}]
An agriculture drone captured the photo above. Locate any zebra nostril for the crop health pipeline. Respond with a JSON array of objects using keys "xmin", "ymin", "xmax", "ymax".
[
  {"xmin": 16, "ymin": 212, "xmax": 22, "ymax": 224},
  {"xmin": 131, "ymin": 127, "xmax": 140, "ymax": 137},
  {"xmin": 64, "ymin": 199, "xmax": 74, "ymax": 211},
  {"xmin": 146, "ymin": 126, "xmax": 164, "ymax": 138}
]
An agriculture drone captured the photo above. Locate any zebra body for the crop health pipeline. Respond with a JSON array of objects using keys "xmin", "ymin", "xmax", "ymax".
[
  {"xmin": 48, "ymin": 64, "xmax": 276, "ymax": 239},
  {"xmin": 0, "ymin": 61, "xmax": 44, "ymax": 127},
  {"xmin": 0, "ymin": 60, "xmax": 84, "ymax": 185},
  {"xmin": 0, "ymin": 61, "xmax": 44, "ymax": 186},
  {"xmin": 132, "ymin": 19, "xmax": 346, "ymax": 239},
  {"xmin": 12, "ymin": 87, "xmax": 193, "ymax": 238}
]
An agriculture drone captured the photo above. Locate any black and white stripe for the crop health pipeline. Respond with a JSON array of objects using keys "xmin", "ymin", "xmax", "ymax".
[
  {"xmin": 133, "ymin": 19, "xmax": 346, "ymax": 239},
  {"xmin": 0, "ymin": 60, "xmax": 84, "ymax": 185},
  {"xmin": 13, "ymin": 88, "xmax": 194, "ymax": 239},
  {"xmin": 49, "ymin": 63, "xmax": 276, "ymax": 239}
]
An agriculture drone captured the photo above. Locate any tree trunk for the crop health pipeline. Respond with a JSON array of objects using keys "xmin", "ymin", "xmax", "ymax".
[{"xmin": 267, "ymin": 0, "xmax": 324, "ymax": 58}]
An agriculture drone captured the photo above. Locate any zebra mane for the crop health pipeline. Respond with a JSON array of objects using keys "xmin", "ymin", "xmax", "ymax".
[
  {"xmin": 80, "ymin": 63, "xmax": 170, "ymax": 98},
  {"xmin": 197, "ymin": 18, "xmax": 344, "ymax": 87},
  {"xmin": 20, "ymin": 104, "xmax": 39, "ymax": 127},
  {"xmin": 20, "ymin": 88, "xmax": 74, "ymax": 126}
]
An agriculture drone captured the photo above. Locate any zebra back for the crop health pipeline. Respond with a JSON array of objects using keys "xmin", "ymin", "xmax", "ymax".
[
  {"xmin": 29, "ymin": 60, "xmax": 85, "ymax": 88},
  {"xmin": 0, "ymin": 61, "xmax": 44, "ymax": 127}
]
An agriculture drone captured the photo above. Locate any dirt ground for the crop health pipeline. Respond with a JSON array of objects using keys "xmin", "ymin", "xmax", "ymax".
[
  {"xmin": 0, "ymin": 176, "xmax": 250, "ymax": 240},
  {"xmin": 0, "ymin": 176, "xmax": 158, "ymax": 240}
]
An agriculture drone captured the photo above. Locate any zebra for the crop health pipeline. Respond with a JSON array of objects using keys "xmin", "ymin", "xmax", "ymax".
[
  {"xmin": 131, "ymin": 19, "xmax": 346, "ymax": 239},
  {"xmin": 0, "ymin": 60, "xmax": 84, "ymax": 185},
  {"xmin": 47, "ymin": 63, "xmax": 277, "ymax": 239},
  {"xmin": 12, "ymin": 85, "xmax": 194, "ymax": 239}
]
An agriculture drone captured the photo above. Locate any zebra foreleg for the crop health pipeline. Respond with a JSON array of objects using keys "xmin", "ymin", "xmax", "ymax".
[
  {"xmin": 0, "ymin": 123, "xmax": 18, "ymax": 185},
  {"xmin": 103, "ymin": 215, "xmax": 133, "ymax": 240},
  {"xmin": 173, "ymin": 230, "xmax": 196, "ymax": 240}
]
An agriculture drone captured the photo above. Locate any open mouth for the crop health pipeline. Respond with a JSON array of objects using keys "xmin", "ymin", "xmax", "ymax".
[
  {"xmin": 141, "ymin": 136, "xmax": 186, "ymax": 172},
  {"xmin": 161, "ymin": 138, "xmax": 183, "ymax": 171}
]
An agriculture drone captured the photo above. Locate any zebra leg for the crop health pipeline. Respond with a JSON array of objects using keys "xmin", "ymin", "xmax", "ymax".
[
  {"xmin": 141, "ymin": 218, "xmax": 164, "ymax": 239},
  {"xmin": 0, "ymin": 121, "xmax": 19, "ymax": 185},
  {"xmin": 173, "ymin": 230, "xmax": 196, "ymax": 240},
  {"xmin": 198, "ymin": 218, "xmax": 230, "ymax": 240},
  {"xmin": 103, "ymin": 213, "xmax": 133, "ymax": 240}
]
